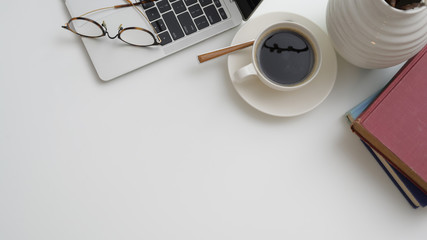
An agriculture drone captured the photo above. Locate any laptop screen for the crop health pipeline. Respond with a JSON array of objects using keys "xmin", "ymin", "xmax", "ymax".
[{"xmin": 235, "ymin": 0, "xmax": 263, "ymax": 20}]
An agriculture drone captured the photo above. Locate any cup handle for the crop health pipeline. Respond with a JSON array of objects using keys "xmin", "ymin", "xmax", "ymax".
[{"xmin": 234, "ymin": 63, "xmax": 257, "ymax": 83}]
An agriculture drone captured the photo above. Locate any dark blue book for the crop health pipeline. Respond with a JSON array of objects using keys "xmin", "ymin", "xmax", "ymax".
[{"xmin": 346, "ymin": 92, "xmax": 427, "ymax": 208}]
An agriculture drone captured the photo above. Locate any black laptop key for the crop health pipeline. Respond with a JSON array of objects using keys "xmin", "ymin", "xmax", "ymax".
[
  {"xmin": 218, "ymin": 8, "xmax": 227, "ymax": 20},
  {"xmin": 157, "ymin": 0, "xmax": 172, "ymax": 13},
  {"xmin": 213, "ymin": 0, "xmax": 221, "ymax": 7},
  {"xmin": 158, "ymin": 31, "xmax": 173, "ymax": 45},
  {"xmin": 194, "ymin": 15, "xmax": 209, "ymax": 30},
  {"xmin": 188, "ymin": 4, "xmax": 203, "ymax": 18},
  {"xmin": 163, "ymin": 11, "xmax": 185, "ymax": 40},
  {"xmin": 152, "ymin": 19, "xmax": 167, "ymax": 33},
  {"xmin": 172, "ymin": 1, "xmax": 187, "ymax": 14},
  {"xmin": 203, "ymin": 5, "xmax": 221, "ymax": 25},
  {"xmin": 146, "ymin": 8, "xmax": 161, "ymax": 21},
  {"xmin": 199, "ymin": 0, "xmax": 213, "ymax": 7},
  {"xmin": 178, "ymin": 12, "xmax": 197, "ymax": 35},
  {"xmin": 141, "ymin": 0, "xmax": 155, "ymax": 9},
  {"xmin": 184, "ymin": 0, "xmax": 197, "ymax": 6}
]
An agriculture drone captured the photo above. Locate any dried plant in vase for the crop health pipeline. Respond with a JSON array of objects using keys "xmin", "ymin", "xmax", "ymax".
[{"xmin": 385, "ymin": 0, "xmax": 426, "ymax": 10}]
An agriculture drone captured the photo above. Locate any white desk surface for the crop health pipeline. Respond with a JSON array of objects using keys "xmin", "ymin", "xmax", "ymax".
[{"xmin": 1, "ymin": 1, "xmax": 426, "ymax": 239}]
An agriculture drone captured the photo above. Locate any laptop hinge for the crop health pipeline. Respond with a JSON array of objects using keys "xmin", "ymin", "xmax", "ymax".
[{"xmin": 232, "ymin": 0, "xmax": 263, "ymax": 21}]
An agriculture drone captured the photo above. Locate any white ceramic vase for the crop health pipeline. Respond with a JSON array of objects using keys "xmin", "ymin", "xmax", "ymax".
[{"xmin": 326, "ymin": 0, "xmax": 427, "ymax": 69}]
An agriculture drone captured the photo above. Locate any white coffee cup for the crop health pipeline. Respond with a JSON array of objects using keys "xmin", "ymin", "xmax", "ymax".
[{"xmin": 235, "ymin": 21, "xmax": 322, "ymax": 91}]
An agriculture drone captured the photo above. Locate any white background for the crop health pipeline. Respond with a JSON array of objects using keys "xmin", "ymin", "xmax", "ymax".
[{"xmin": 1, "ymin": 0, "xmax": 426, "ymax": 239}]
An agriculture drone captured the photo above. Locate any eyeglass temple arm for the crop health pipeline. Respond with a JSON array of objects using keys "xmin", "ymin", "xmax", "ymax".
[
  {"xmin": 114, "ymin": 0, "xmax": 158, "ymax": 9},
  {"xmin": 79, "ymin": 0, "xmax": 158, "ymax": 17}
]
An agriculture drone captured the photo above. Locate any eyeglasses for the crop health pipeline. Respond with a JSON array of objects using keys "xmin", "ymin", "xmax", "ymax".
[{"xmin": 62, "ymin": 0, "xmax": 161, "ymax": 47}]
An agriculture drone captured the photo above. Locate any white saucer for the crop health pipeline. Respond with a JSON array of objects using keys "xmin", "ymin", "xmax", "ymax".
[{"xmin": 228, "ymin": 12, "xmax": 337, "ymax": 117}]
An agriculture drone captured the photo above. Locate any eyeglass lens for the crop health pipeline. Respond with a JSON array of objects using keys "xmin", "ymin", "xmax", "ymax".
[
  {"xmin": 68, "ymin": 18, "xmax": 104, "ymax": 38},
  {"xmin": 119, "ymin": 28, "xmax": 156, "ymax": 46}
]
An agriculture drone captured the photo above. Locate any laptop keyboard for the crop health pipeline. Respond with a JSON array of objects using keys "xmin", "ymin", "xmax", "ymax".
[{"xmin": 140, "ymin": 0, "xmax": 228, "ymax": 46}]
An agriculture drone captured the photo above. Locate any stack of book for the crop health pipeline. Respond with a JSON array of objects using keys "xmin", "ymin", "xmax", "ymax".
[{"xmin": 346, "ymin": 44, "xmax": 427, "ymax": 208}]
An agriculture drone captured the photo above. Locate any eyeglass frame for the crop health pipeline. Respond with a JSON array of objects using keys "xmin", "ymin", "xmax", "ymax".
[{"xmin": 62, "ymin": 0, "xmax": 162, "ymax": 46}]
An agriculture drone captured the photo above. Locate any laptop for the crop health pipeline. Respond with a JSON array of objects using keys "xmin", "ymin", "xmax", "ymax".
[{"xmin": 63, "ymin": 0, "xmax": 263, "ymax": 81}]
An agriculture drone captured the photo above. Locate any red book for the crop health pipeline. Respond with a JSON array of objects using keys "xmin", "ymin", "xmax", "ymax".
[{"xmin": 351, "ymin": 45, "xmax": 427, "ymax": 193}]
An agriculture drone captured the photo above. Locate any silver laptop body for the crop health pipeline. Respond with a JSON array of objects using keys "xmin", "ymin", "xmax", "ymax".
[{"xmin": 64, "ymin": 0, "xmax": 261, "ymax": 81}]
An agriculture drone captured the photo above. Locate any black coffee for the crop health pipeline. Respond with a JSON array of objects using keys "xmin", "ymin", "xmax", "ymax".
[{"xmin": 257, "ymin": 29, "xmax": 315, "ymax": 86}]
